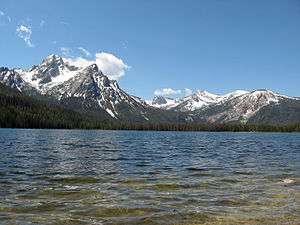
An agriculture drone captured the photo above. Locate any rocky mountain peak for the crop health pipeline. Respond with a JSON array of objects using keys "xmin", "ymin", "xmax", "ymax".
[
  {"xmin": 195, "ymin": 90, "xmax": 220, "ymax": 100},
  {"xmin": 40, "ymin": 54, "xmax": 64, "ymax": 69},
  {"xmin": 248, "ymin": 89, "xmax": 279, "ymax": 101},
  {"xmin": 0, "ymin": 67, "xmax": 10, "ymax": 72},
  {"xmin": 82, "ymin": 63, "xmax": 100, "ymax": 75},
  {"xmin": 152, "ymin": 96, "xmax": 168, "ymax": 105},
  {"xmin": 28, "ymin": 55, "xmax": 68, "ymax": 85},
  {"xmin": 149, "ymin": 96, "xmax": 178, "ymax": 109}
]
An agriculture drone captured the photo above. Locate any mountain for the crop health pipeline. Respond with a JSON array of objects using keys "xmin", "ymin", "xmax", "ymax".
[
  {"xmin": 0, "ymin": 83, "xmax": 111, "ymax": 129},
  {"xmin": 246, "ymin": 94, "xmax": 300, "ymax": 125},
  {"xmin": 173, "ymin": 90, "xmax": 249, "ymax": 111},
  {"xmin": 148, "ymin": 96, "xmax": 179, "ymax": 109},
  {"xmin": 0, "ymin": 55, "xmax": 175, "ymax": 123},
  {"xmin": 149, "ymin": 90, "xmax": 300, "ymax": 125},
  {"xmin": 192, "ymin": 90, "xmax": 300, "ymax": 125},
  {"xmin": 150, "ymin": 90, "xmax": 249, "ymax": 112},
  {"xmin": 1, "ymin": 54, "xmax": 300, "ymax": 127},
  {"xmin": 0, "ymin": 67, "xmax": 36, "ymax": 94}
]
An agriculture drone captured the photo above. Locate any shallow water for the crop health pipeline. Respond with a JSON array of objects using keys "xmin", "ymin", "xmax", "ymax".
[{"xmin": 0, "ymin": 129, "xmax": 299, "ymax": 224}]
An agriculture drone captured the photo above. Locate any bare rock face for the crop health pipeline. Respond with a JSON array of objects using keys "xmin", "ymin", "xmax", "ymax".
[{"xmin": 152, "ymin": 96, "xmax": 168, "ymax": 105}]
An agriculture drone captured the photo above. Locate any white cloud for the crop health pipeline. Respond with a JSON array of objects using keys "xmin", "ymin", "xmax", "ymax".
[
  {"xmin": 94, "ymin": 52, "xmax": 129, "ymax": 80},
  {"xmin": 153, "ymin": 88, "xmax": 193, "ymax": 97},
  {"xmin": 65, "ymin": 56, "xmax": 90, "ymax": 67},
  {"xmin": 64, "ymin": 52, "xmax": 129, "ymax": 81},
  {"xmin": 60, "ymin": 47, "xmax": 72, "ymax": 57},
  {"xmin": 154, "ymin": 88, "xmax": 182, "ymax": 96},
  {"xmin": 40, "ymin": 20, "xmax": 45, "ymax": 27},
  {"xmin": 184, "ymin": 88, "xmax": 193, "ymax": 96},
  {"xmin": 0, "ymin": 10, "xmax": 5, "ymax": 26},
  {"xmin": 78, "ymin": 47, "xmax": 91, "ymax": 57},
  {"xmin": 60, "ymin": 21, "xmax": 69, "ymax": 26},
  {"xmin": 16, "ymin": 25, "xmax": 34, "ymax": 47},
  {"xmin": 122, "ymin": 41, "xmax": 128, "ymax": 50},
  {"xmin": 0, "ymin": 10, "xmax": 11, "ymax": 25}
]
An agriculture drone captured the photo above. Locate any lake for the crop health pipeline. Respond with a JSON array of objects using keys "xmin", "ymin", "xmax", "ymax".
[{"xmin": 0, "ymin": 129, "xmax": 299, "ymax": 224}]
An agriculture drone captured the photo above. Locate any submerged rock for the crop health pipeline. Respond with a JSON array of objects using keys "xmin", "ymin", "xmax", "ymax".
[{"xmin": 282, "ymin": 178, "xmax": 295, "ymax": 185}]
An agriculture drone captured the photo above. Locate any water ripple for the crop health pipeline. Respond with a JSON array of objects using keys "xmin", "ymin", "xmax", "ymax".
[{"xmin": 0, "ymin": 129, "xmax": 299, "ymax": 224}]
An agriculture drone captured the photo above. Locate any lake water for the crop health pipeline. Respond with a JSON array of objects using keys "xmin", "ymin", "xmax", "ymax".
[{"xmin": 0, "ymin": 129, "xmax": 299, "ymax": 224}]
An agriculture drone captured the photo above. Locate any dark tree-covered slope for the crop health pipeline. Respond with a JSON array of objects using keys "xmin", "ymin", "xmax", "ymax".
[{"xmin": 0, "ymin": 83, "xmax": 111, "ymax": 129}]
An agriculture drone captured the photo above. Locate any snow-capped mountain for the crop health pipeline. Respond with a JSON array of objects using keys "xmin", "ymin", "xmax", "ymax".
[
  {"xmin": 192, "ymin": 89, "xmax": 299, "ymax": 124},
  {"xmin": 0, "ymin": 67, "xmax": 31, "ymax": 91},
  {"xmin": 150, "ymin": 90, "xmax": 249, "ymax": 112},
  {"xmin": 221, "ymin": 90, "xmax": 249, "ymax": 101},
  {"xmin": 174, "ymin": 90, "xmax": 224, "ymax": 111},
  {"xmin": 0, "ymin": 55, "xmax": 160, "ymax": 122},
  {"xmin": 149, "ymin": 89, "xmax": 299, "ymax": 124},
  {"xmin": 0, "ymin": 55, "xmax": 299, "ymax": 125},
  {"xmin": 0, "ymin": 55, "xmax": 83, "ymax": 94},
  {"xmin": 21, "ymin": 55, "xmax": 81, "ymax": 92},
  {"xmin": 148, "ymin": 96, "xmax": 179, "ymax": 109}
]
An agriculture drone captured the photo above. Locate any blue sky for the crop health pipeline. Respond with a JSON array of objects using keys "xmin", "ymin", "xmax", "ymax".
[{"xmin": 0, "ymin": 0, "xmax": 300, "ymax": 99}]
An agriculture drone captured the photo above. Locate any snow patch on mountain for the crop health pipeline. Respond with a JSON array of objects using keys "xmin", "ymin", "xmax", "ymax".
[
  {"xmin": 221, "ymin": 90, "xmax": 249, "ymax": 101},
  {"xmin": 150, "ymin": 90, "xmax": 250, "ymax": 111},
  {"xmin": 149, "ymin": 96, "xmax": 180, "ymax": 109},
  {"xmin": 106, "ymin": 108, "xmax": 118, "ymax": 118},
  {"xmin": 13, "ymin": 55, "xmax": 84, "ymax": 93},
  {"xmin": 204, "ymin": 89, "xmax": 287, "ymax": 123}
]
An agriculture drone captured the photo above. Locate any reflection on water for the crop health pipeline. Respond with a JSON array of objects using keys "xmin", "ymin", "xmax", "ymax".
[{"xmin": 0, "ymin": 129, "xmax": 299, "ymax": 224}]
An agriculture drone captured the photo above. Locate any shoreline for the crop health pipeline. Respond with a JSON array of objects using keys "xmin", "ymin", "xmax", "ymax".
[{"xmin": 0, "ymin": 126, "xmax": 300, "ymax": 133}]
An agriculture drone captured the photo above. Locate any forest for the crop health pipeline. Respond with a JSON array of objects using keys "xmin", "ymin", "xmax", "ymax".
[{"xmin": 0, "ymin": 84, "xmax": 299, "ymax": 132}]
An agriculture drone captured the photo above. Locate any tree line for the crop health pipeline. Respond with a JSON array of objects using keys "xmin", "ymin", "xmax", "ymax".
[{"xmin": 0, "ymin": 84, "xmax": 299, "ymax": 132}]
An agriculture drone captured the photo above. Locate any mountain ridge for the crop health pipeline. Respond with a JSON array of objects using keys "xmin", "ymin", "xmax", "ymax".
[{"xmin": 1, "ymin": 54, "xmax": 300, "ymax": 126}]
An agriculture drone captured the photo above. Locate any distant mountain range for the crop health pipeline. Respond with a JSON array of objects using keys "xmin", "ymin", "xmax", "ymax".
[
  {"xmin": 148, "ymin": 89, "xmax": 300, "ymax": 125},
  {"xmin": 1, "ymin": 54, "xmax": 300, "ymax": 127}
]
